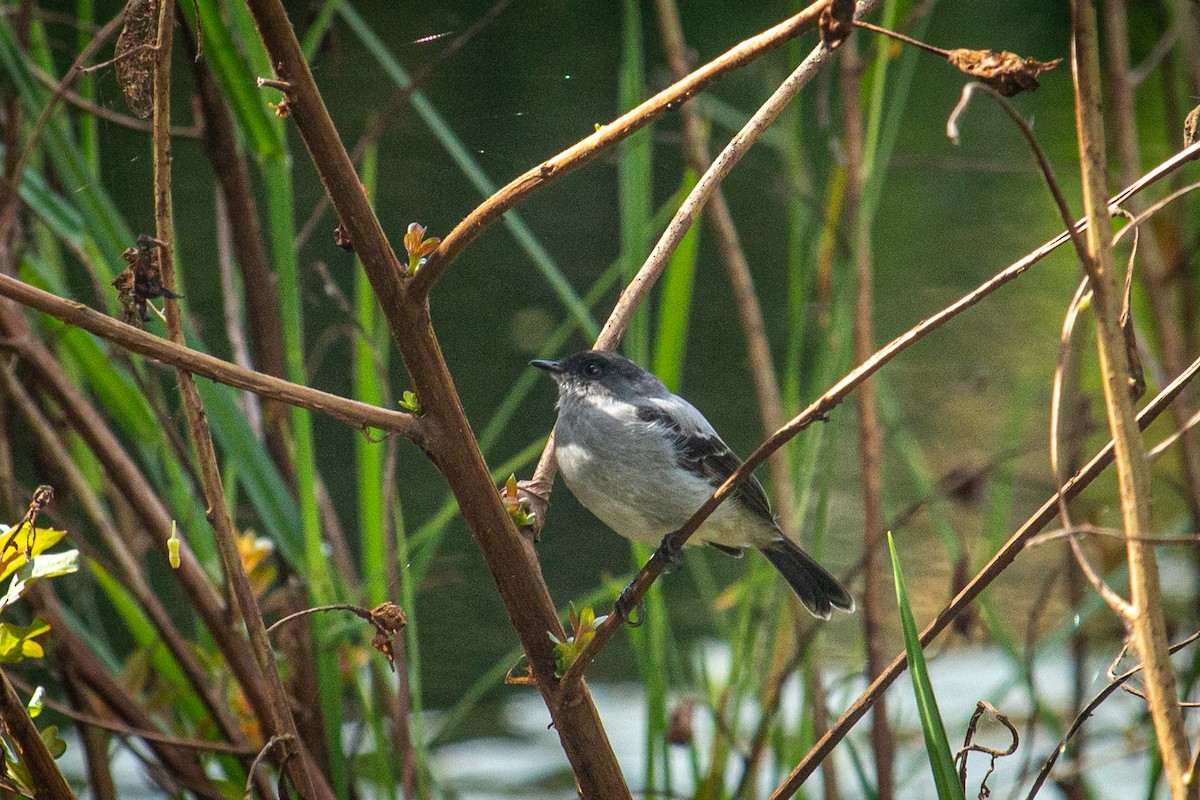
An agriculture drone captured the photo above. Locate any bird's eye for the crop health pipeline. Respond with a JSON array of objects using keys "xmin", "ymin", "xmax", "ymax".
[{"xmin": 583, "ymin": 360, "xmax": 603, "ymax": 378}]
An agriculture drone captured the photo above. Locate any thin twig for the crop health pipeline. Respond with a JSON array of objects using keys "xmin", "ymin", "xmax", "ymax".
[
  {"xmin": 1025, "ymin": 631, "xmax": 1200, "ymax": 799},
  {"xmin": 6, "ymin": 674, "xmax": 257, "ymax": 755},
  {"xmin": 27, "ymin": 65, "xmax": 201, "ymax": 137},
  {"xmin": 0, "ymin": 8, "xmax": 126, "ymax": 245},
  {"xmin": 244, "ymin": 735, "xmax": 293, "ymax": 800},
  {"xmin": 148, "ymin": 7, "xmax": 328, "ymax": 797},
  {"xmin": 0, "ymin": 273, "xmax": 422, "ymax": 440}
]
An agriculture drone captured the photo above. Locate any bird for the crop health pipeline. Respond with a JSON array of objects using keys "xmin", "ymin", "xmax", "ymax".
[{"xmin": 532, "ymin": 349, "xmax": 854, "ymax": 619}]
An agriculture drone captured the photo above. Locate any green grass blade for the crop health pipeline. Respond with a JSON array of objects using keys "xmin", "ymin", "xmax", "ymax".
[
  {"xmin": 356, "ymin": 143, "xmax": 389, "ymax": 607},
  {"xmin": 618, "ymin": 0, "xmax": 653, "ymax": 364},
  {"xmin": 652, "ymin": 169, "xmax": 701, "ymax": 390},
  {"xmin": 888, "ymin": 533, "xmax": 966, "ymax": 800},
  {"xmin": 179, "ymin": 0, "xmax": 282, "ymax": 160}
]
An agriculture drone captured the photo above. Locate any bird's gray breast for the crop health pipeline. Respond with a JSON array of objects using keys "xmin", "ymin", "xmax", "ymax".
[{"xmin": 553, "ymin": 393, "xmax": 697, "ymax": 544}]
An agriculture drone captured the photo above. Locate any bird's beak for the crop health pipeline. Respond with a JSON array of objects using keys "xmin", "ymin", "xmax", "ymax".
[{"xmin": 529, "ymin": 359, "xmax": 564, "ymax": 375}]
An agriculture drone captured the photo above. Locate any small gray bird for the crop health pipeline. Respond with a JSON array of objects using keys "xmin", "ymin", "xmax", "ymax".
[{"xmin": 532, "ymin": 350, "xmax": 854, "ymax": 619}]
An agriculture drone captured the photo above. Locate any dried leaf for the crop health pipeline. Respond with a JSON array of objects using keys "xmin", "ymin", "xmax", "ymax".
[
  {"xmin": 370, "ymin": 601, "xmax": 406, "ymax": 634},
  {"xmin": 113, "ymin": 235, "xmax": 179, "ymax": 324},
  {"xmin": 114, "ymin": 0, "xmax": 159, "ymax": 118},
  {"xmin": 1185, "ymin": 104, "xmax": 1200, "ymax": 148},
  {"xmin": 947, "ymin": 49, "xmax": 1062, "ymax": 96},
  {"xmin": 819, "ymin": 0, "xmax": 855, "ymax": 49},
  {"xmin": 666, "ymin": 701, "xmax": 695, "ymax": 745},
  {"xmin": 366, "ymin": 602, "xmax": 406, "ymax": 670}
]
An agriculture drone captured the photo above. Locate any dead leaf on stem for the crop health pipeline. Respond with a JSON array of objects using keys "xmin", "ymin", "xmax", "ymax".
[
  {"xmin": 946, "ymin": 49, "xmax": 1062, "ymax": 96},
  {"xmin": 114, "ymin": 0, "xmax": 159, "ymax": 118},
  {"xmin": 368, "ymin": 602, "xmax": 407, "ymax": 669},
  {"xmin": 113, "ymin": 235, "xmax": 179, "ymax": 324}
]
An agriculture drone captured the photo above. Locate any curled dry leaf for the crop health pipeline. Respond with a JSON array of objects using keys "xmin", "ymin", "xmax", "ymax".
[
  {"xmin": 819, "ymin": 0, "xmax": 855, "ymax": 49},
  {"xmin": 368, "ymin": 602, "xmax": 406, "ymax": 670},
  {"xmin": 947, "ymin": 49, "xmax": 1062, "ymax": 96},
  {"xmin": 665, "ymin": 700, "xmax": 695, "ymax": 745},
  {"xmin": 114, "ymin": 0, "xmax": 159, "ymax": 118},
  {"xmin": 1185, "ymin": 104, "xmax": 1199, "ymax": 149},
  {"xmin": 113, "ymin": 235, "xmax": 179, "ymax": 324}
]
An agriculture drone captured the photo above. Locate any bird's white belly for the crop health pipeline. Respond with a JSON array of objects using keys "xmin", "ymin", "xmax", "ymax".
[{"xmin": 556, "ymin": 439, "xmax": 766, "ymax": 549}]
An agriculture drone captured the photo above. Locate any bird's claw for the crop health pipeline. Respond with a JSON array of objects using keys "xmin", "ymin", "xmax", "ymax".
[
  {"xmin": 656, "ymin": 530, "xmax": 684, "ymax": 573},
  {"xmin": 614, "ymin": 585, "xmax": 645, "ymax": 628}
]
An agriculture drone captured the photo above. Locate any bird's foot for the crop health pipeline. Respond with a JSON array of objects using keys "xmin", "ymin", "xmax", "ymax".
[
  {"xmin": 614, "ymin": 584, "xmax": 645, "ymax": 628},
  {"xmin": 656, "ymin": 530, "xmax": 685, "ymax": 573}
]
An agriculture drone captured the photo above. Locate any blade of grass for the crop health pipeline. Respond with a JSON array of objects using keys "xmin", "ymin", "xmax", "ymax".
[
  {"xmin": 888, "ymin": 532, "xmax": 966, "ymax": 800},
  {"xmin": 652, "ymin": 168, "xmax": 701, "ymax": 389},
  {"xmin": 619, "ymin": 0, "xmax": 654, "ymax": 365}
]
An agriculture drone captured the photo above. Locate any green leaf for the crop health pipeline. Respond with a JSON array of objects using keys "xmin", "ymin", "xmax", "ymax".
[
  {"xmin": 889, "ymin": 533, "xmax": 966, "ymax": 800},
  {"xmin": 27, "ymin": 686, "xmax": 44, "ymax": 719},
  {"xmin": 39, "ymin": 726, "xmax": 67, "ymax": 759},
  {"xmin": 1, "ymin": 550, "xmax": 80, "ymax": 611},
  {"xmin": 0, "ymin": 620, "xmax": 52, "ymax": 663},
  {"xmin": 549, "ymin": 603, "xmax": 601, "ymax": 678}
]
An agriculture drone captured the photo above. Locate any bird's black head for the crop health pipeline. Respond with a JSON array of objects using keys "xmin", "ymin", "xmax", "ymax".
[{"xmin": 530, "ymin": 350, "xmax": 668, "ymax": 400}]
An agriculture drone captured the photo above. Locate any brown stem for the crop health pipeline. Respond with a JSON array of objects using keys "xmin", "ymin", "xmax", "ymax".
[
  {"xmin": 0, "ymin": 366, "xmax": 258, "ymax": 754},
  {"xmin": 34, "ymin": 588, "xmax": 225, "ymax": 798},
  {"xmin": 58, "ymin": 674, "xmax": 116, "ymax": 800},
  {"xmin": 0, "ymin": 319, "xmax": 295, "ymax": 752},
  {"xmin": 771, "ymin": 350, "xmax": 1200, "ymax": 799},
  {"xmin": 851, "ymin": 18, "xmax": 950, "ymax": 57},
  {"xmin": 242, "ymin": 0, "xmax": 630, "ymax": 793},
  {"xmin": 1070, "ymin": 2, "xmax": 1191, "ymax": 795},
  {"xmin": 410, "ymin": 0, "xmax": 833, "ymax": 296},
  {"xmin": 1103, "ymin": 0, "xmax": 1200, "ymax": 530},
  {"xmin": 28, "ymin": 64, "xmax": 201, "ymax": 137},
  {"xmin": 185, "ymin": 24, "xmax": 294, "ymax": 477},
  {"xmin": 149, "ymin": 8, "xmax": 329, "ymax": 798},
  {"xmin": 840, "ymin": 32, "xmax": 894, "ymax": 800},
  {"xmin": 0, "ymin": 273, "xmax": 422, "ymax": 439},
  {"xmin": 8, "ymin": 672, "xmax": 256, "ymax": 755}
]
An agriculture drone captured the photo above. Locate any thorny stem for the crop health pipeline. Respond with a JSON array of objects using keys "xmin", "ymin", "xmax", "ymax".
[{"xmin": 1070, "ymin": 2, "xmax": 1191, "ymax": 796}]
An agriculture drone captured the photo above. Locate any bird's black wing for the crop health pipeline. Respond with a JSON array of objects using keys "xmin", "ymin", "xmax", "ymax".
[{"xmin": 636, "ymin": 404, "xmax": 774, "ymax": 524}]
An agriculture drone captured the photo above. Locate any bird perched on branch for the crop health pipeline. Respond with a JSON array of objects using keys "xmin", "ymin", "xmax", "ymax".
[{"xmin": 532, "ymin": 350, "xmax": 854, "ymax": 619}]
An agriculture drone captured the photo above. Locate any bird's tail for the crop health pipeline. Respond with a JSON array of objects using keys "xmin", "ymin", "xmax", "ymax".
[{"xmin": 760, "ymin": 537, "xmax": 855, "ymax": 620}]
